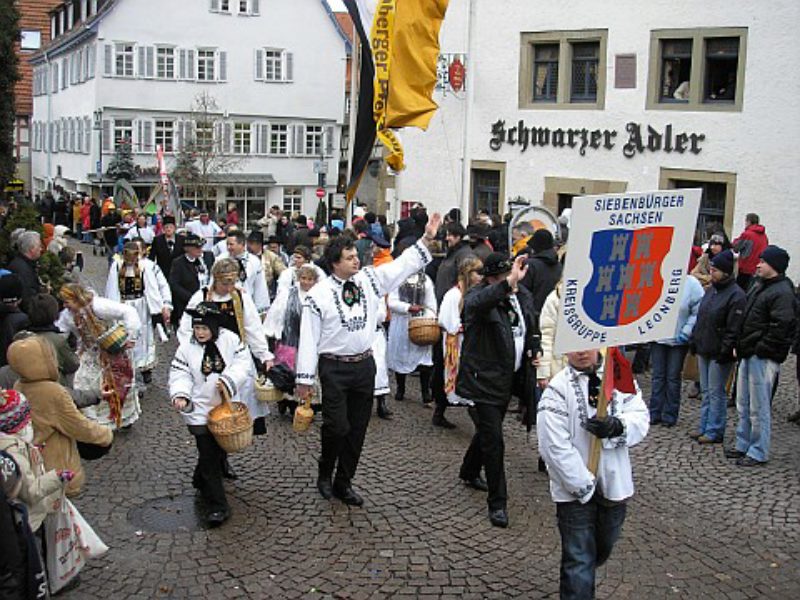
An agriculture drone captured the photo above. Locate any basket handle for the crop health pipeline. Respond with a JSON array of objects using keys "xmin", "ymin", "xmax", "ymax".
[{"xmin": 217, "ymin": 380, "xmax": 232, "ymax": 408}]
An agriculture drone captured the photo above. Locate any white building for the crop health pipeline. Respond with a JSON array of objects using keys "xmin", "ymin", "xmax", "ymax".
[
  {"xmin": 30, "ymin": 0, "xmax": 349, "ymax": 227},
  {"xmin": 396, "ymin": 0, "xmax": 800, "ymax": 277}
]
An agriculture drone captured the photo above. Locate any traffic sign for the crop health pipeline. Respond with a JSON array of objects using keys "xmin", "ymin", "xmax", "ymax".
[
  {"xmin": 313, "ymin": 160, "xmax": 328, "ymax": 174},
  {"xmin": 316, "ymin": 188, "xmax": 326, "ymax": 199}
]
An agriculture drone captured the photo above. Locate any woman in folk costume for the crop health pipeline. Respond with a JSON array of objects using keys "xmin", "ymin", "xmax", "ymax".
[
  {"xmin": 438, "ymin": 256, "xmax": 484, "ymax": 406},
  {"xmin": 387, "ymin": 269, "xmax": 437, "ymax": 404},
  {"xmin": 56, "ymin": 283, "xmax": 142, "ymax": 429},
  {"xmin": 105, "ymin": 240, "xmax": 172, "ymax": 384},
  {"xmin": 264, "ymin": 264, "xmax": 321, "ymax": 416},
  {"xmin": 179, "ymin": 258, "xmax": 274, "ymax": 436},
  {"xmin": 169, "ymin": 303, "xmax": 251, "ymax": 527}
]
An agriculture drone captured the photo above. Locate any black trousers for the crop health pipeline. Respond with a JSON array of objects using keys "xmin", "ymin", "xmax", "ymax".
[
  {"xmin": 460, "ymin": 402, "xmax": 509, "ymax": 511},
  {"xmin": 395, "ymin": 367, "xmax": 432, "ymax": 400},
  {"xmin": 318, "ymin": 356, "xmax": 377, "ymax": 487},
  {"xmin": 431, "ymin": 335, "xmax": 448, "ymax": 410},
  {"xmin": 191, "ymin": 430, "xmax": 228, "ymax": 512}
]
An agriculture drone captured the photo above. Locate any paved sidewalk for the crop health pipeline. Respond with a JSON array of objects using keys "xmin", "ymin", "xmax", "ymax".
[{"xmin": 61, "ymin": 243, "xmax": 800, "ymax": 599}]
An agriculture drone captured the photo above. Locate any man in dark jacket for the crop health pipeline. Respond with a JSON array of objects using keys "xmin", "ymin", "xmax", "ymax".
[
  {"xmin": 7, "ymin": 231, "xmax": 42, "ymax": 300},
  {"xmin": 168, "ymin": 234, "xmax": 208, "ymax": 327},
  {"xmin": 289, "ymin": 215, "xmax": 312, "ymax": 253},
  {"xmin": 457, "ymin": 253, "xmax": 540, "ymax": 528},
  {"xmin": 149, "ymin": 215, "xmax": 184, "ymax": 278},
  {"xmin": 726, "ymin": 245, "xmax": 796, "ymax": 466},
  {"xmin": 520, "ymin": 228, "xmax": 562, "ymax": 314},
  {"xmin": 0, "ymin": 275, "xmax": 30, "ymax": 367},
  {"xmin": 690, "ymin": 250, "xmax": 746, "ymax": 443}
]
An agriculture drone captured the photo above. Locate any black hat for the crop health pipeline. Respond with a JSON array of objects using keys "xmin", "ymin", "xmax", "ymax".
[
  {"xmin": 187, "ymin": 302, "xmax": 223, "ymax": 338},
  {"xmin": 163, "ymin": 215, "xmax": 176, "ymax": 226},
  {"xmin": 466, "ymin": 223, "xmax": 489, "ymax": 240},
  {"xmin": 710, "ymin": 249, "xmax": 735, "ymax": 275},
  {"xmin": 183, "ymin": 233, "xmax": 204, "ymax": 248},
  {"xmin": 266, "ymin": 235, "xmax": 280, "ymax": 245},
  {"xmin": 21, "ymin": 293, "xmax": 59, "ymax": 327},
  {"xmin": 760, "ymin": 245, "xmax": 790, "ymax": 274},
  {"xmin": 247, "ymin": 230, "xmax": 264, "ymax": 245},
  {"xmin": 528, "ymin": 228, "xmax": 554, "ymax": 253},
  {"xmin": 0, "ymin": 274, "xmax": 23, "ymax": 304},
  {"xmin": 480, "ymin": 252, "xmax": 513, "ymax": 277}
]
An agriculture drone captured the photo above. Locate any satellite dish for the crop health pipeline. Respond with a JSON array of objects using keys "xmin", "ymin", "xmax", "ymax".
[{"xmin": 507, "ymin": 204, "xmax": 561, "ymax": 256}]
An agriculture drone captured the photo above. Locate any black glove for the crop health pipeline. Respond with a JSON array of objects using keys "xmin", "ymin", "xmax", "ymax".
[{"xmin": 583, "ymin": 416, "xmax": 624, "ymax": 439}]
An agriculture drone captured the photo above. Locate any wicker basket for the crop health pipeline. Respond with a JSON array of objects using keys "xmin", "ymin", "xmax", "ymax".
[
  {"xmin": 208, "ymin": 386, "xmax": 253, "ymax": 453},
  {"xmin": 408, "ymin": 317, "xmax": 440, "ymax": 346},
  {"xmin": 255, "ymin": 376, "xmax": 283, "ymax": 403},
  {"xmin": 293, "ymin": 397, "xmax": 314, "ymax": 433}
]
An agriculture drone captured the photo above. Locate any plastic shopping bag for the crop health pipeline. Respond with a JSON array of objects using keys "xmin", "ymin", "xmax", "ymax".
[{"xmin": 45, "ymin": 493, "xmax": 109, "ymax": 594}]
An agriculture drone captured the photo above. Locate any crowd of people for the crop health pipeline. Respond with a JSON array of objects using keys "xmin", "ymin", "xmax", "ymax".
[{"xmin": 1, "ymin": 192, "xmax": 799, "ymax": 599}]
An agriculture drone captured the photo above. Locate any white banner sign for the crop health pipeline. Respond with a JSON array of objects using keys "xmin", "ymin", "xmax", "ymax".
[{"xmin": 554, "ymin": 189, "xmax": 702, "ymax": 354}]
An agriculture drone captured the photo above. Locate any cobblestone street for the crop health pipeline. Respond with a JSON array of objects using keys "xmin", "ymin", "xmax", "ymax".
[{"xmin": 61, "ymin": 244, "xmax": 800, "ymax": 599}]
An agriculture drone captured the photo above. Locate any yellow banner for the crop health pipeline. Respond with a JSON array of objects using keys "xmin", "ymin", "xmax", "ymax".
[{"xmin": 371, "ymin": 0, "xmax": 404, "ymax": 171}]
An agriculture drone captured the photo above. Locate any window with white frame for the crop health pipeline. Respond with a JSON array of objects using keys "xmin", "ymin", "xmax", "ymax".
[
  {"xmin": 114, "ymin": 42, "xmax": 135, "ymax": 77},
  {"xmin": 156, "ymin": 47, "xmax": 175, "ymax": 79},
  {"xmin": 270, "ymin": 124, "xmax": 288, "ymax": 155},
  {"xmin": 282, "ymin": 187, "xmax": 302, "ymax": 215},
  {"xmin": 238, "ymin": 0, "xmax": 259, "ymax": 14},
  {"xmin": 113, "ymin": 119, "xmax": 133, "ymax": 150},
  {"xmin": 155, "ymin": 120, "xmax": 174, "ymax": 152},
  {"xmin": 196, "ymin": 121, "xmax": 214, "ymax": 151},
  {"xmin": 255, "ymin": 48, "xmax": 293, "ymax": 82},
  {"xmin": 305, "ymin": 125, "xmax": 323, "ymax": 156},
  {"xmin": 233, "ymin": 122, "xmax": 251, "ymax": 154},
  {"xmin": 197, "ymin": 49, "xmax": 216, "ymax": 81}
]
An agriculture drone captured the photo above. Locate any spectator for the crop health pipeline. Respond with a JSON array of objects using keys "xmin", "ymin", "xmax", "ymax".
[
  {"xmin": 520, "ymin": 228, "xmax": 563, "ymax": 314},
  {"xmin": 225, "ymin": 202, "xmax": 240, "ymax": 226},
  {"xmin": 732, "ymin": 213, "xmax": 768, "ymax": 291},
  {"xmin": 290, "ymin": 215, "xmax": 312, "ymax": 253},
  {"xmin": 727, "ymin": 245, "xmax": 796, "ymax": 466},
  {"xmin": 691, "ymin": 231, "xmax": 734, "ymax": 290},
  {"xmin": 7, "ymin": 232, "xmax": 42, "ymax": 300},
  {"xmin": 0, "ymin": 275, "xmax": 30, "ymax": 368}
]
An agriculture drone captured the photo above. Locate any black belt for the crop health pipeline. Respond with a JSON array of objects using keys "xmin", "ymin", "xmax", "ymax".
[{"xmin": 320, "ymin": 350, "xmax": 373, "ymax": 363}]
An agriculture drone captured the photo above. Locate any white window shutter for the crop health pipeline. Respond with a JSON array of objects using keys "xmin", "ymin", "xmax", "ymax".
[
  {"xmin": 187, "ymin": 50, "xmax": 196, "ymax": 80},
  {"xmin": 251, "ymin": 0, "xmax": 259, "ymax": 14},
  {"xmin": 146, "ymin": 46, "xmax": 155, "ymax": 78},
  {"xmin": 259, "ymin": 123, "xmax": 268, "ymax": 154},
  {"xmin": 104, "ymin": 43, "xmax": 112, "ymax": 76},
  {"xmin": 145, "ymin": 120, "xmax": 153, "ymax": 152},
  {"xmin": 136, "ymin": 120, "xmax": 143, "ymax": 152},
  {"xmin": 293, "ymin": 124, "xmax": 304, "ymax": 155},
  {"xmin": 178, "ymin": 49, "xmax": 187, "ymax": 79},
  {"xmin": 218, "ymin": 51, "xmax": 227, "ymax": 82},
  {"xmin": 137, "ymin": 46, "xmax": 145, "ymax": 78},
  {"xmin": 210, "ymin": 0, "xmax": 219, "ymax": 11},
  {"xmin": 214, "ymin": 122, "xmax": 223, "ymax": 152},
  {"xmin": 254, "ymin": 49, "xmax": 264, "ymax": 81},
  {"xmin": 284, "ymin": 51, "xmax": 293, "ymax": 82},
  {"xmin": 175, "ymin": 120, "xmax": 184, "ymax": 151},
  {"xmin": 324, "ymin": 125, "xmax": 335, "ymax": 156},
  {"xmin": 84, "ymin": 117, "xmax": 91, "ymax": 153},
  {"xmin": 102, "ymin": 119, "xmax": 111, "ymax": 152},
  {"xmin": 89, "ymin": 44, "xmax": 96, "ymax": 78},
  {"xmin": 223, "ymin": 122, "xmax": 232, "ymax": 153}
]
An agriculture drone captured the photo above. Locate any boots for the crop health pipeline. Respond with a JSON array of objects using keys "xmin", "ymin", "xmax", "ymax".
[
  {"xmin": 419, "ymin": 367, "xmax": 432, "ymax": 405},
  {"xmin": 432, "ymin": 404, "xmax": 456, "ymax": 429},
  {"xmin": 394, "ymin": 373, "xmax": 406, "ymax": 402},
  {"xmin": 376, "ymin": 395, "xmax": 393, "ymax": 419}
]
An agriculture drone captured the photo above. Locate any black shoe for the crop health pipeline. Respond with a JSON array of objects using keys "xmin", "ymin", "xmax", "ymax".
[
  {"xmin": 432, "ymin": 415, "xmax": 456, "ymax": 429},
  {"xmin": 649, "ymin": 417, "xmax": 661, "ymax": 425},
  {"xmin": 787, "ymin": 409, "xmax": 800, "ymax": 423},
  {"xmin": 206, "ymin": 508, "xmax": 231, "ymax": 527},
  {"xmin": 537, "ymin": 457, "xmax": 547, "ymax": 473},
  {"xmin": 317, "ymin": 476, "xmax": 333, "ymax": 499},
  {"xmin": 277, "ymin": 400, "xmax": 288, "ymax": 416},
  {"xmin": 422, "ymin": 395, "xmax": 432, "ymax": 406},
  {"xmin": 332, "ymin": 483, "xmax": 364, "ymax": 507},
  {"xmin": 736, "ymin": 455, "xmax": 766, "ymax": 467},
  {"xmin": 724, "ymin": 448, "xmax": 746, "ymax": 459},
  {"xmin": 141, "ymin": 370, "xmax": 153, "ymax": 384},
  {"xmin": 462, "ymin": 476, "xmax": 488, "ymax": 491},
  {"xmin": 661, "ymin": 421, "xmax": 676, "ymax": 428},
  {"xmin": 488, "ymin": 508, "xmax": 508, "ymax": 528},
  {"xmin": 222, "ymin": 460, "xmax": 238, "ymax": 481},
  {"xmin": 394, "ymin": 392, "xmax": 405, "ymax": 402},
  {"xmin": 376, "ymin": 396, "xmax": 393, "ymax": 420}
]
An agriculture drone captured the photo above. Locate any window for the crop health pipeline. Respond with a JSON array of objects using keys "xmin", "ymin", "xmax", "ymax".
[
  {"xmin": 20, "ymin": 30, "xmax": 41, "ymax": 51},
  {"xmin": 255, "ymin": 49, "xmax": 293, "ymax": 82},
  {"xmin": 196, "ymin": 121, "xmax": 214, "ymax": 151},
  {"xmin": 283, "ymin": 187, "xmax": 302, "ymax": 215},
  {"xmin": 156, "ymin": 47, "xmax": 175, "ymax": 79},
  {"xmin": 519, "ymin": 30, "xmax": 607, "ymax": 110},
  {"xmin": 270, "ymin": 124, "xmax": 288, "ymax": 155},
  {"xmin": 471, "ymin": 169, "xmax": 501, "ymax": 217},
  {"xmin": 233, "ymin": 122, "xmax": 251, "ymax": 154},
  {"xmin": 155, "ymin": 120, "xmax": 174, "ymax": 152},
  {"xmin": 197, "ymin": 49, "xmax": 216, "ymax": 81},
  {"xmin": 647, "ymin": 28, "xmax": 747, "ymax": 112},
  {"xmin": 114, "ymin": 119, "xmax": 133, "ymax": 150},
  {"xmin": 221, "ymin": 0, "xmax": 230, "ymax": 10},
  {"xmin": 305, "ymin": 125, "xmax": 323, "ymax": 156},
  {"xmin": 532, "ymin": 44, "xmax": 559, "ymax": 102},
  {"xmin": 114, "ymin": 42, "xmax": 135, "ymax": 77},
  {"xmin": 660, "ymin": 168, "xmax": 737, "ymax": 242},
  {"xmin": 239, "ymin": 0, "xmax": 248, "ymax": 12}
]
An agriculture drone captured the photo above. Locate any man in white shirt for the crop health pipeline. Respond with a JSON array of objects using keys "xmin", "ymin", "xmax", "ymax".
[
  {"xmin": 296, "ymin": 213, "xmax": 442, "ymax": 506},
  {"xmin": 537, "ymin": 348, "xmax": 649, "ymax": 600},
  {"xmin": 215, "ymin": 230, "xmax": 270, "ymax": 318},
  {"xmin": 186, "ymin": 210, "xmax": 222, "ymax": 261},
  {"xmin": 124, "ymin": 213, "xmax": 155, "ymax": 245}
]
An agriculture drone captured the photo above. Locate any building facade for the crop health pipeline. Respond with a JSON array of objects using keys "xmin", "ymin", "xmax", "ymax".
[
  {"xmin": 395, "ymin": 0, "xmax": 800, "ymax": 277},
  {"xmin": 30, "ymin": 0, "xmax": 348, "ymax": 227}
]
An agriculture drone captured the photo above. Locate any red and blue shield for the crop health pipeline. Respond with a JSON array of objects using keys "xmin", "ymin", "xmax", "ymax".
[{"xmin": 582, "ymin": 227, "xmax": 673, "ymax": 326}]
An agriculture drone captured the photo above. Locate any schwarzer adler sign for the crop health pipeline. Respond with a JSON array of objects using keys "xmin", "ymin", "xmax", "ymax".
[{"xmin": 554, "ymin": 189, "xmax": 702, "ymax": 354}]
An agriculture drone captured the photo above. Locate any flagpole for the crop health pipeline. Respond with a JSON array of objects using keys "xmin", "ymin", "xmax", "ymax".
[
  {"xmin": 459, "ymin": 0, "xmax": 476, "ymax": 224},
  {"xmin": 588, "ymin": 351, "xmax": 611, "ymax": 475}
]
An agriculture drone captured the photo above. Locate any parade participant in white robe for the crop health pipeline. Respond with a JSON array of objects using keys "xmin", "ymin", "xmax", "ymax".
[
  {"xmin": 275, "ymin": 245, "xmax": 327, "ymax": 295},
  {"xmin": 124, "ymin": 214, "xmax": 155, "ymax": 245},
  {"xmin": 372, "ymin": 296, "xmax": 392, "ymax": 419},
  {"xmin": 438, "ymin": 256, "xmax": 484, "ymax": 406},
  {"xmin": 170, "ymin": 302, "xmax": 251, "ymax": 527},
  {"xmin": 387, "ymin": 271, "xmax": 437, "ymax": 404},
  {"xmin": 57, "ymin": 283, "xmax": 142, "ymax": 429},
  {"xmin": 215, "ymin": 229, "xmax": 270, "ymax": 319},
  {"xmin": 296, "ymin": 213, "xmax": 441, "ymax": 506},
  {"xmin": 264, "ymin": 264, "xmax": 320, "ymax": 416},
  {"xmin": 179, "ymin": 258, "xmax": 274, "ymax": 435},
  {"xmin": 186, "ymin": 211, "xmax": 222, "ymax": 252},
  {"xmin": 104, "ymin": 241, "xmax": 172, "ymax": 383}
]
